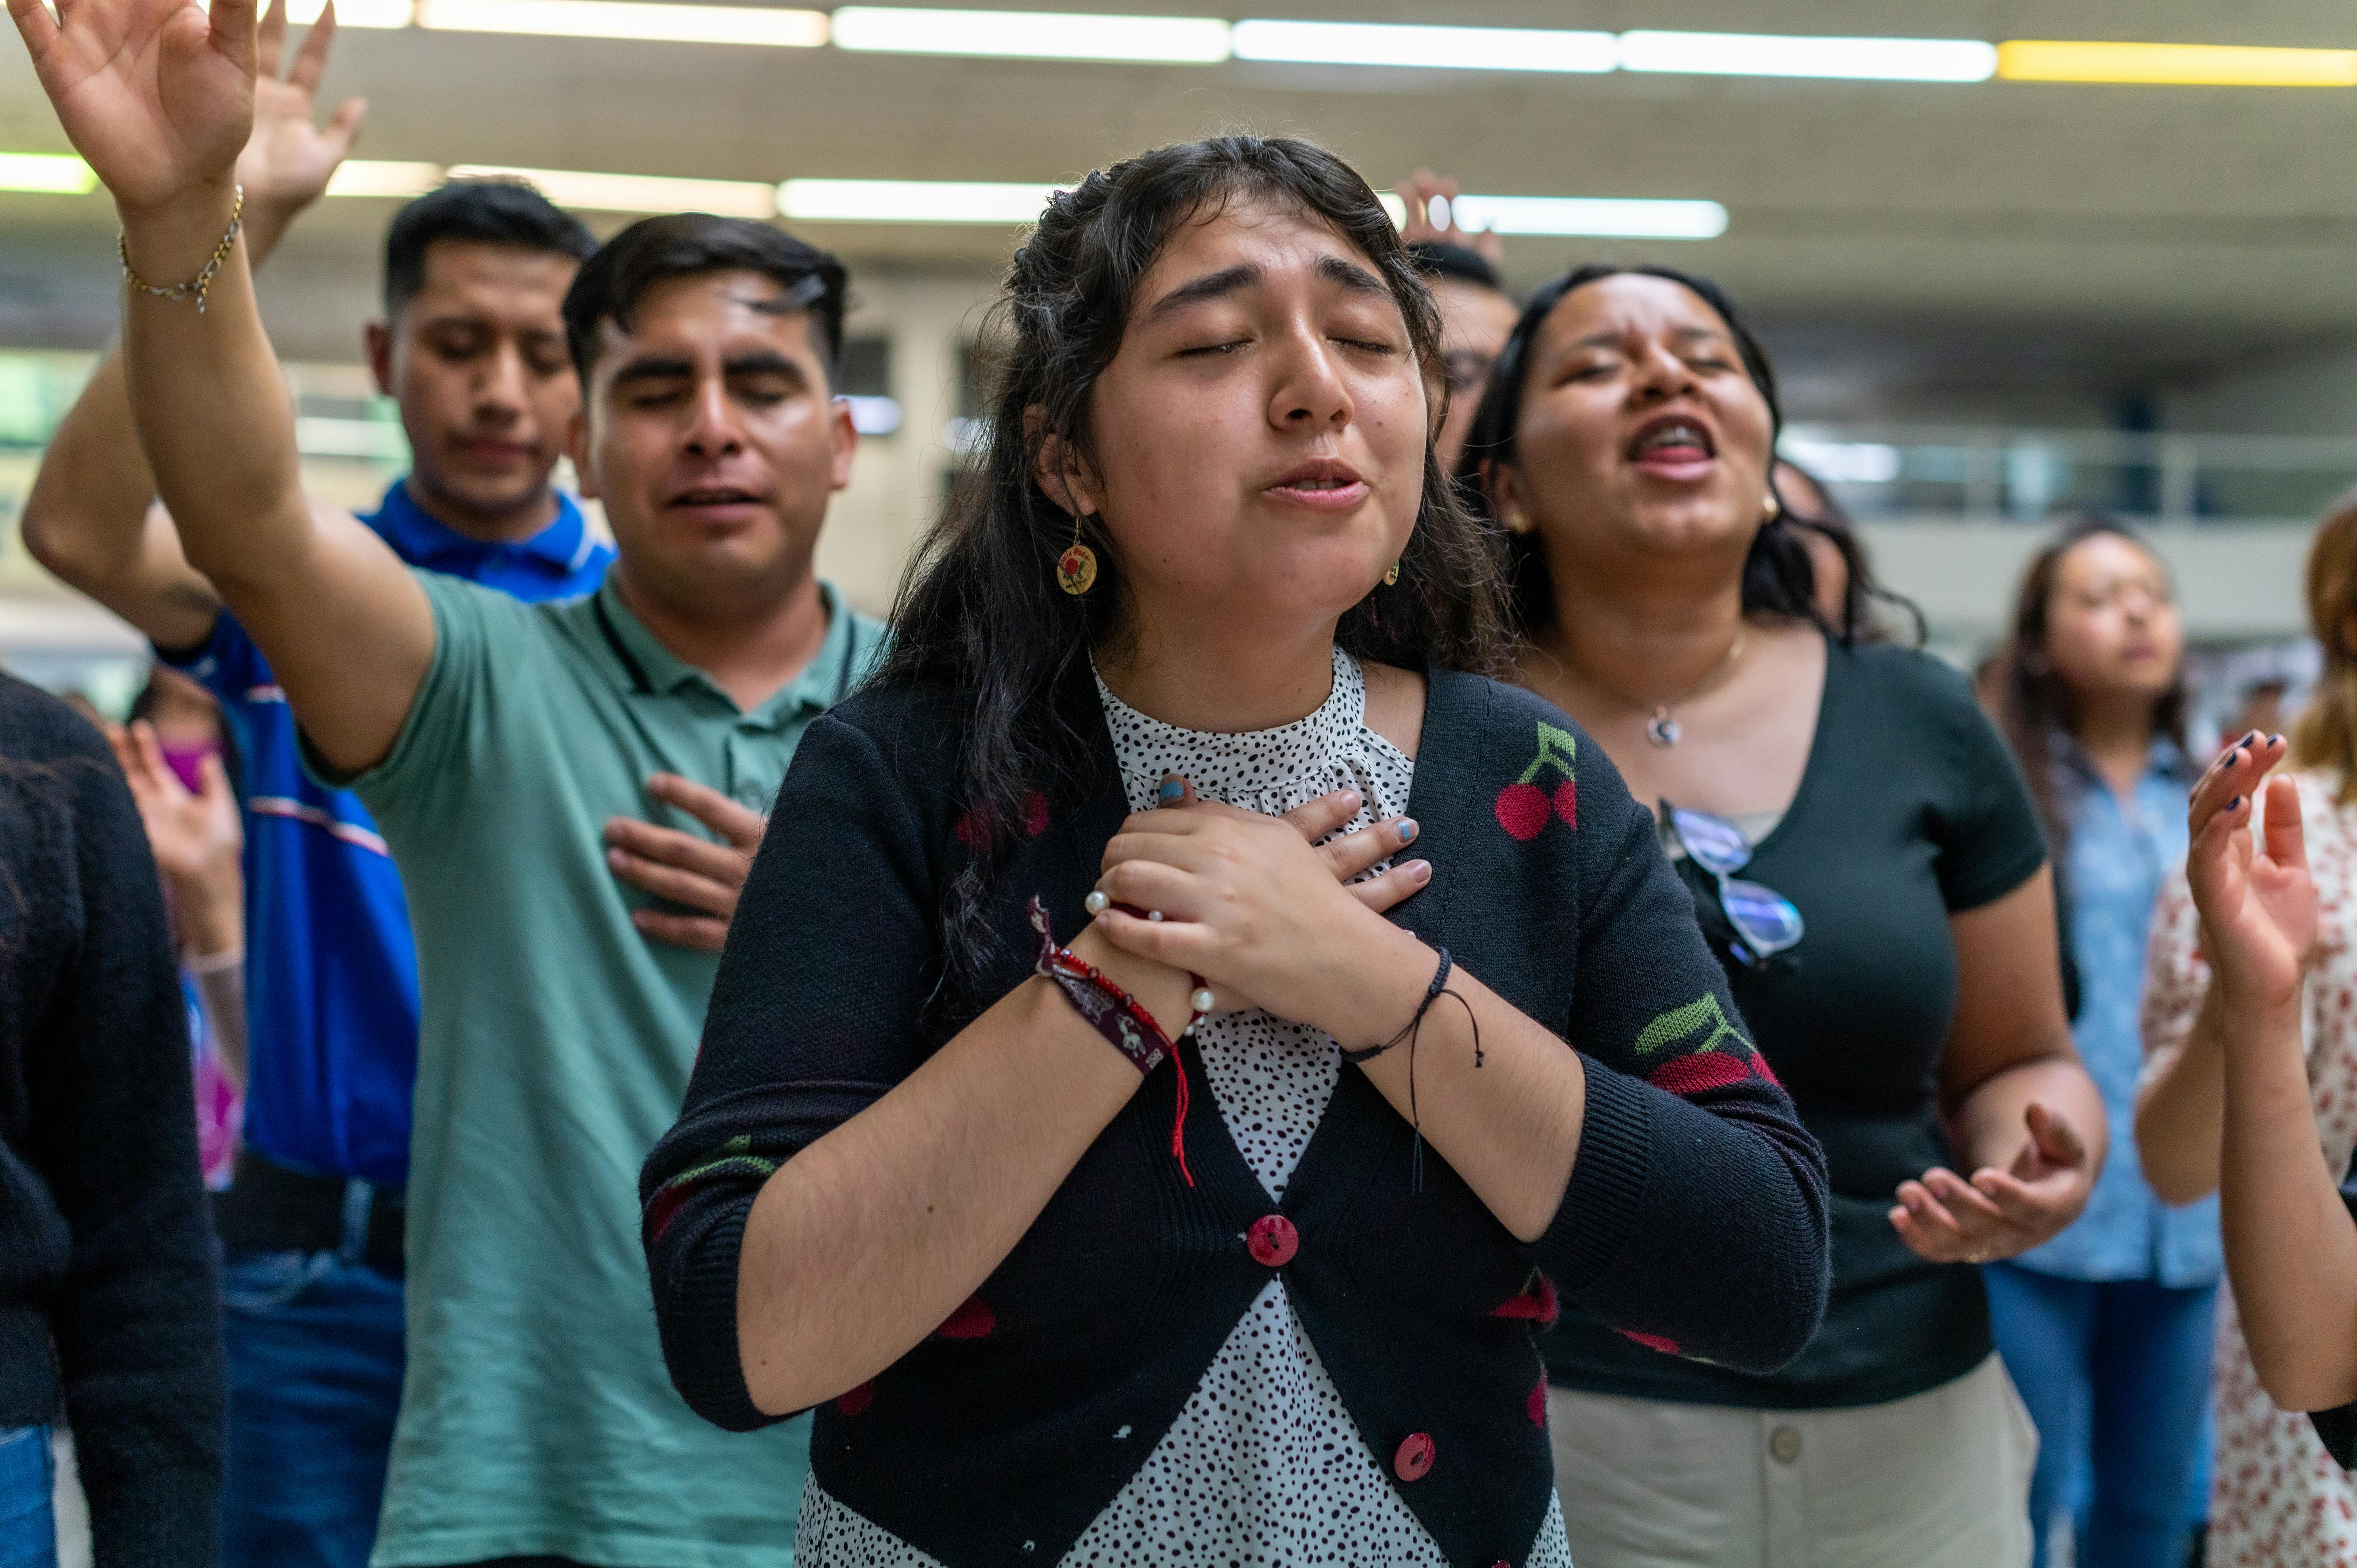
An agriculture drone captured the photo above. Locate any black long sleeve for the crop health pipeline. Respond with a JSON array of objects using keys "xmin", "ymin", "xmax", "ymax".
[{"xmin": 0, "ymin": 677, "xmax": 223, "ymax": 1567}]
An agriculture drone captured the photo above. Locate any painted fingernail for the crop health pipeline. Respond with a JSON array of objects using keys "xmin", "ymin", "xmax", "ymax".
[
  {"xmin": 1396, "ymin": 818, "xmax": 1419, "ymax": 843},
  {"xmin": 2227, "ymin": 795, "xmax": 2244, "ymax": 811},
  {"xmin": 1157, "ymin": 778, "xmax": 1185, "ymax": 805},
  {"xmin": 2272, "ymin": 734, "xmax": 2285, "ymax": 747}
]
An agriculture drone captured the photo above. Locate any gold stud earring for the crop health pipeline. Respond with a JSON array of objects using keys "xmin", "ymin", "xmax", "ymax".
[
  {"xmin": 1384, "ymin": 560, "xmax": 1401, "ymax": 587},
  {"xmin": 1503, "ymin": 505, "xmax": 1533, "ymax": 536},
  {"xmin": 1056, "ymin": 512, "xmax": 1098, "ymax": 596},
  {"xmin": 1762, "ymin": 491, "xmax": 1782, "ymax": 523}
]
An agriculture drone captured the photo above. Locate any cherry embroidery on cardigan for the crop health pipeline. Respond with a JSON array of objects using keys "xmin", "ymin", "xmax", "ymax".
[
  {"xmin": 1494, "ymin": 722, "xmax": 1579, "ymax": 840},
  {"xmin": 954, "ymin": 789, "xmax": 1052, "ymax": 852},
  {"xmin": 1528, "ymin": 1377, "xmax": 1548, "ymax": 1427},
  {"xmin": 1617, "ymin": 1328, "xmax": 1682, "ymax": 1356},
  {"xmin": 1633, "ymin": 993, "xmax": 1781, "ymax": 1094},
  {"xmin": 836, "ymin": 1379, "xmax": 876, "ymax": 1416},
  {"xmin": 936, "ymin": 1295, "xmax": 997, "ymax": 1339},
  {"xmin": 1489, "ymin": 1270, "xmax": 1560, "ymax": 1326}
]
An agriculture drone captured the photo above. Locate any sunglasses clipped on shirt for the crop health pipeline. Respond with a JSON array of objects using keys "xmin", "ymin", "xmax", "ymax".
[{"xmin": 1660, "ymin": 799, "xmax": 1806, "ymax": 971}]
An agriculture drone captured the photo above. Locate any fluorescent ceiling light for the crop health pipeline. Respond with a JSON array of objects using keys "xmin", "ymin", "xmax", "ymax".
[
  {"xmin": 448, "ymin": 164, "xmax": 779, "ymax": 216},
  {"xmin": 830, "ymin": 7, "xmax": 1229, "ymax": 63},
  {"xmin": 1445, "ymin": 194, "xmax": 1727, "ymax": 240},
  {"xmin": 1618, "ymin": 29, "xmax": 1996, "ymax": 82},
  {"xmin": 1230, "ymin": 19, "xmax": 1612, "ymax": 72},
  {"xmin": 326, "ymin": 160, "xmax": 446, "ymax": 198},
  {"xmin": 284, "ymin": 0, "xmax": 416, "ymax": 27},
  {"xmin": 778, "ymin": 177, "xmax": 1067, "ymax": 222},
  {"xmin": 1996, "ymin": 40, "xmax": 2357, "ymax": 86},
  {"xmin": 416, "ymin": 0, "xmax": 825, "ymax": 45},
  {"xmin": 0, "ymin": 153, "xmax": 95, "ymax": 194}
]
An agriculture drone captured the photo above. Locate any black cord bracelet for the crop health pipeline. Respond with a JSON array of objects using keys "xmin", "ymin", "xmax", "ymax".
[
  {"xmin": 1341, "ymin": 946, "xmax": 1481, "ymax": 1192},
  {"xmin": 1341, "ymin": 947, "xmax": 1461, "ymax": 1064}
]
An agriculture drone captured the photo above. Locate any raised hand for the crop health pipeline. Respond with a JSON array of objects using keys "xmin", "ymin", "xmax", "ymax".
[
  {"xmin": 2187, "ymin": 731, "xmax": 2316, "ymax": 1013},
  {"xmin": 107, "ymin": 718, "xmax": 242, "ymax": 885},
  {"xmin": 9, "ymin": 0, "xmax": 259, "ymax": 214},
  {"xmin": 239, "ymin": 0, "xmax": 364, "ymax": 230},
  {"xmin": 1394, "ymin": 167, "xmax": 1504, "ymax": 265}
]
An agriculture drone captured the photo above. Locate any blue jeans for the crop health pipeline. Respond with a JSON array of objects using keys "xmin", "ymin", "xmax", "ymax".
[
  {"xmin": 221, "ymin": 1250, "xmax": 405, "ymax": 1568},
  {"xmin": 1985, "ymin": 1263, "xmax": 2217, "ymax": 1568},
  {"xmin": 0, "ymin": 1427, "xmax": 53, "ymax": 1568}
]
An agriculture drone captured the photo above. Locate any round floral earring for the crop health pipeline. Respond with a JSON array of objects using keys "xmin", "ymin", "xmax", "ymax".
[{"xmin": 1056, "ymin": 513, "xmax": 1098, "ymax": 596}]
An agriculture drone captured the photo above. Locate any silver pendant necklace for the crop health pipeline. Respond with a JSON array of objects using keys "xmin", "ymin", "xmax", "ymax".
[{"xmin": 1639, "ymin": 629, "xmax": 1747, "ymax": 748}]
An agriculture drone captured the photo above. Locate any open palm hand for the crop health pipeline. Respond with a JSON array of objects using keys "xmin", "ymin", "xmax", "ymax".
[
  {"xmin": 239, "ymin": 0, "xmax": 363, "ymax": 216},
  {"xmin": 2188, "ymin": 734, "xmax": 2317, "ymax": 1011},
  {"xmin": 9, "ymin": 0, "xmax": 258, "ymax": 214}
]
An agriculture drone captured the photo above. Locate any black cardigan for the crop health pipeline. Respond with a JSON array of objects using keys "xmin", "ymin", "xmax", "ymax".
[
  {"xmin": 643, "ymin": 664, "xmax": 1830, "ymax": 1567},
  {"xmin": 0, "ymin": 678, "xmax": 223, "ymax": 1566}
]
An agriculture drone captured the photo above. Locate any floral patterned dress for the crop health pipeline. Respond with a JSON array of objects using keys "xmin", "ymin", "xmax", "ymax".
[{"xmin": 2142, "ymin": 769, "xmax": 2357, "ymax": 1563}]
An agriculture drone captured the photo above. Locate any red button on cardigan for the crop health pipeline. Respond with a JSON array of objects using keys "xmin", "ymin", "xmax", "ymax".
[
  {"xmin": 1394, "ymin": 1431, "xmax": 1435, "ymax": 1481},
  {"xmin": 1245, "ymin": 1214, "xmax": 1298, "ymax": 1267}
]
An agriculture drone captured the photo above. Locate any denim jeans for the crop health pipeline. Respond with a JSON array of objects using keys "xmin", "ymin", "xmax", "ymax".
[
  {"xmin": 1985, "ymin": 1263, "xmax": 2218, "ymax": 1568},
  {"xmin": 221, "ymin": 1250, "xmax": 405, "ymax": 1568},
  {"xmin": 0, "ymin": 1426, "xmax": 55, "ymax": 1568}
]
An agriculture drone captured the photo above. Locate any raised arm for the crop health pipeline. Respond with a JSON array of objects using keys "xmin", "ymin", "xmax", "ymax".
[
  {"xmin": 2189, "ymin": 741, "xmax": 2357, "ymax": 1410},
  {"xmin": 21, "ymin": 0, "xmax": 365, "ymax": 653},
  {"xmin": 10, "ymin": 0, "xmax": 429, "ymax": 775}
]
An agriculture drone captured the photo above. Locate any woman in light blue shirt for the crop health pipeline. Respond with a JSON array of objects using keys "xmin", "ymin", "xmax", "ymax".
[{"xmin": 1987, "ymin": 516, "xmax": 2215, "ymax": 1568}]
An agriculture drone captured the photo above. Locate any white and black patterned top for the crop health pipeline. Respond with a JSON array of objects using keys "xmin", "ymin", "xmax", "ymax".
[{"xmin": 795, "ymin": 648, "xmax": 1573, "ymax": 1567}]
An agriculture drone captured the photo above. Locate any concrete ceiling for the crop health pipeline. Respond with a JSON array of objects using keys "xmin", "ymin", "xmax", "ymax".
[{"xmin": 7, "ymin": 0, "xmax": 2357, "ymax": 413}]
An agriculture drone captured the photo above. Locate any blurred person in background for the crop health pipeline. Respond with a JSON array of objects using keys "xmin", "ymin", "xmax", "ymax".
[
  {"xmin": 13, "ymin": 10, "xmax": 638, "ymax": 1559},
  {"xmin": 113, "ymin": 669, "xmax": 248, "ymax": 1189},
  {"xmin": 1981, "ymin": 517, "xmax": 2215, "ymax": 1568},
  {"xmin": 1464, "ymin": 262, "xmax": 2103, "ymax": 1568},
  {"xmin": 646, "ymin": 133, "xmax": 1826, "ymax": 1568},
  {"xmin": 1397, "ymin": 169, "xmax": 1517, "ymax": 472},
  {"xmin": 0, "ymin": 673, "xmax": 225, "ymax": 1568},
  {"xmin": 2138, "ymin": 493, "xmax": 2357, "ymax": 1566},
  {"xmin": 10, "ymin": 0, "xmax": 884, "ymax": 1555},
  {"xmin": 1773, "ymin": 458, "xmax": 1905, "ymax": 641}
]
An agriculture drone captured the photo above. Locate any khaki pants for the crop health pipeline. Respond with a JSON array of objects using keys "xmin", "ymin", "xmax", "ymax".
[{"xmin": 1548, "ymin": 1354, "xmax": 2037, "ymax": 1568}]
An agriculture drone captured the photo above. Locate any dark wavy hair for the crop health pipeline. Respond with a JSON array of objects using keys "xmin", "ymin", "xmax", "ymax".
[
  {"xmin": 878, "ymin": 134, "xmax": 1513, "ymax": 971},
  {"xmin": 1995, "ymin": 513, "xmax": 2189, "ymax": 861},
  {"xmin": 1455, "ymin": 263, "xmax": 1913, "ymax": 645}
]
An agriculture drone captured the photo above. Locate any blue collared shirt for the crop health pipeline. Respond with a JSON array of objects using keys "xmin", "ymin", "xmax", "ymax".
[
  {"xmin": 164, "ymin": 479, "xmax": 613, "ymax": 1186},
  {"xmin": 2014, "ymin": 737, "xmax": 2221, "ymax": 1287}
]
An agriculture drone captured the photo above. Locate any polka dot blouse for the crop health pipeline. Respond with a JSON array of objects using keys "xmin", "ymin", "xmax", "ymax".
[{"xmin": 795, "ymin": 647, "xmax": 1572, "ymax": 1566}]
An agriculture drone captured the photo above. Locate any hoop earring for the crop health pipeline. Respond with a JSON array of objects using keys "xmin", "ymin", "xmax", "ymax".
[
  {"xmin": 1384, "ymin": 560, "xmax": 1401, "ymax": 587},
  {"xmin": 1056, "ymin": 512, "xmax": 1099, "ymax": 596}
]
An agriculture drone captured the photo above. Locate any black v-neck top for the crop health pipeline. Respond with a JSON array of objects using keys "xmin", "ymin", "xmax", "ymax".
[
  {"xmin": 643, "ymin": 663, "xmax": 1831, "ymax": 1566},
  {"xmin": 1545, "ymin": 637, "xmax": 2049, "ymax": 1410}
]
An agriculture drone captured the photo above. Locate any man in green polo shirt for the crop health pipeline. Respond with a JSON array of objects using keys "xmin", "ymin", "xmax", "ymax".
[{"xmin": 11, "ymin": 4, "xmax": 883, "ymax": 1558}]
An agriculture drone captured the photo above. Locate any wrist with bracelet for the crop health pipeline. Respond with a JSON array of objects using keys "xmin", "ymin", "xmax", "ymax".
[
  {"xmin": 120, "ymin": 184, "xmax": 245, "ymax": 315},
  {"xmin": 1340, "ymin": 944, "xmax": 1479, "ymax": 1191},
  {"xmin": 1027, "ymin": 895, "xmax": 1210, "ymax": 1186}
]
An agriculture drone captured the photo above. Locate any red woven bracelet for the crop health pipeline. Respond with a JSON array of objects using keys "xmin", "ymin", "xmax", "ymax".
[{"xmin": 1027, "ymin": 895, "xmax": 1204, "ymax": 1185}]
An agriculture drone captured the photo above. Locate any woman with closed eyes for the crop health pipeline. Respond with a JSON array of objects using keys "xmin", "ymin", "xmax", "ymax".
[
  {"xmin": 642, "ymin": 140, "xmax": 1831, "ymax": 1565},
  {"xmin": 1463, "ymin": 263, "xmax": 2105, "ymax": 1568}
]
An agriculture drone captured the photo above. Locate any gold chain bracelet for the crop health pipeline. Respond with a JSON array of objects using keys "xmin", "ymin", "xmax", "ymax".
[{"xmin": 118, "ymin": 185, "xmax": 245, "ymax": 315}]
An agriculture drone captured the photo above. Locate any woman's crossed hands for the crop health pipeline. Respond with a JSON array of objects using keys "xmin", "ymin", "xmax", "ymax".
[{"xmin": 1089, "ymin": 778, "xmax": 1430, "ymax": 1045}]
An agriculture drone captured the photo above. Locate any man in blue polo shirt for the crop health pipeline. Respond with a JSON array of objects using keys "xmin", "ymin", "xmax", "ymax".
[{"xmin": 23, "ymin": 18, "xmax": 777, "ymax": 1563}]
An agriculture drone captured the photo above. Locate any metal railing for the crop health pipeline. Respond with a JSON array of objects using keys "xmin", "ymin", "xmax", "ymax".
[{"xmin": 1783, "ymin": 423, "xmax": 2357, "ymax": 525}]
